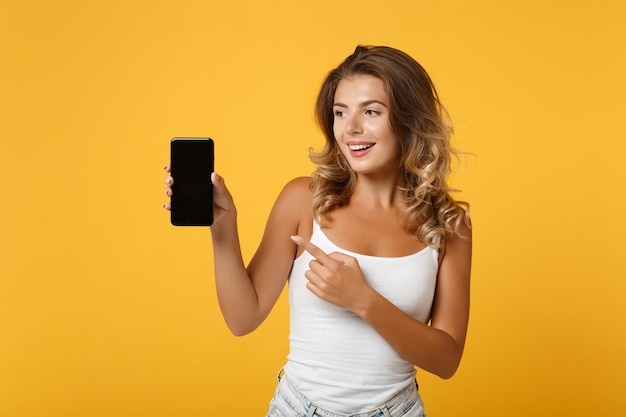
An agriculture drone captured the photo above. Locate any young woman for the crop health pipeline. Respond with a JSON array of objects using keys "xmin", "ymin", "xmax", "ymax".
[{"xmin": 164, "ymin": 45, "xmax": 472, "ymax": 417}]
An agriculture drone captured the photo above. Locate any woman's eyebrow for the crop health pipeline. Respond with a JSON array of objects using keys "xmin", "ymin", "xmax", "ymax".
[
  {"xmin": 362, "ymin": 99, "xmax": 388, "ymax": 107},
  {"xmin": 333, "ymin": 100, "xmax": 388, "ymax": 108}
]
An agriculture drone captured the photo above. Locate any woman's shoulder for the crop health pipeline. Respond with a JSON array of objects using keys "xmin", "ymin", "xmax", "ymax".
[
  {"xmin": 279, "ymin": 176, "xmax": 312, "ymax": 200},
  {"xmin": 271, "ymin": 176, "xmax": 312, "ymax": 212},
  {"xmin": 267, "ymin": 177, "xmax": 313, "ymax": 237}
]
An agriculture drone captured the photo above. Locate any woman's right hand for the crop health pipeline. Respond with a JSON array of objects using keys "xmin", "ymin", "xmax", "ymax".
[{"xmin": 163, "ymin": 165, "xmax": 236, "ymax": 225}]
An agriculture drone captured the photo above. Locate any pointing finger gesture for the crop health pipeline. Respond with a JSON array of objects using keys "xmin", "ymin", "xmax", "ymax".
[{"xmin": 290, "ymin": 235, "xmax": 374, "ymax": 313}]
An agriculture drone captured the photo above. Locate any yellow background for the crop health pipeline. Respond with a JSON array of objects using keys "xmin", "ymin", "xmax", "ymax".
[{"xmin": 1, "ymin": 0, "xmax": 625, "ymax": 415}]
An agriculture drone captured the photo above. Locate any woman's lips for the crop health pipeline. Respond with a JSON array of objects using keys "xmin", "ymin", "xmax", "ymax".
[{"xmin": 347, "ymin": 142, "xmax": 375, "ymax": 157}]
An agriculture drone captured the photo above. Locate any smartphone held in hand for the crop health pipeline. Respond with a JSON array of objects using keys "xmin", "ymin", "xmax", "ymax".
[{"xmin": 170, "ymin": 137, "xmax": 214, "ymax": 226}]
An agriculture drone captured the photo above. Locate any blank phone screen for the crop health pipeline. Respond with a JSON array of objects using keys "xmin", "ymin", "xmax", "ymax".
[{"xmin": 170, "ymin": 138, "xmax": 214, "ymax": 226}]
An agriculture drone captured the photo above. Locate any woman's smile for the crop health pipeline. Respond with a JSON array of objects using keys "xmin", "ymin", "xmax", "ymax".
[{"xmin": 347, "ymin": 141, "xmax": 376, "ymax": 156}]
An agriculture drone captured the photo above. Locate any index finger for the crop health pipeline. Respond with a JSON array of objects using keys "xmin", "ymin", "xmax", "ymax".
[{"xmin": 290, "ymin": 235, "xmax": 333, "ymax": 265}]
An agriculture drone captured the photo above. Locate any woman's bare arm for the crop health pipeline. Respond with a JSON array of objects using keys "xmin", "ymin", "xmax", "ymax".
[{"xmin": 208, "ymin": 175, "xmax": 310, "ymax": 335}]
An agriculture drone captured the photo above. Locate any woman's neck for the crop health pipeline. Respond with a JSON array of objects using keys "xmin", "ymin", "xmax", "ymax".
[{"xmin": 350, "ymin": 173, "xmax": 406, "ymax": 211}]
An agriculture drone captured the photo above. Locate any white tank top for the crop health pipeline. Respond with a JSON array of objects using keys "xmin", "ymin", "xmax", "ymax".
[{"xmin": 283, "ymin": 222, "xmax": 439, "ymax": 413}]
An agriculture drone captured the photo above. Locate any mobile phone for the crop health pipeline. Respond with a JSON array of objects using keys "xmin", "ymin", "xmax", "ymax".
[{"xmin": 170, "ymin": 137, "xmax": 214, "ymax": 226}]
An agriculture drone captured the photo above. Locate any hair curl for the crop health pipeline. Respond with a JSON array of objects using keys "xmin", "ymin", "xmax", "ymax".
[{"xmin": 310, "ymin": 45, "xmax": 470, "ymax": 247}]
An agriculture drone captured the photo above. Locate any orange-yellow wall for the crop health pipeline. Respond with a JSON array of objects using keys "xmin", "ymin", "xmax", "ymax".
[{"xmin": 1, "ymin": 1, "xmax": 625, "ymax": 416}]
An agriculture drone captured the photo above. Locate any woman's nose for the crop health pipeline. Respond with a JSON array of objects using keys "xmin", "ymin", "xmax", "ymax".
[{"xmin": 346, "ymin": 114, "xmax": 364, "ymax": 135}]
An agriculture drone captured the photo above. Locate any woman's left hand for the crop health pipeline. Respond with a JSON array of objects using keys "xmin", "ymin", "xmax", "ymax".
[{"xmin": 290, "ymin": 235, "xmax": 374, "ymax": 313}]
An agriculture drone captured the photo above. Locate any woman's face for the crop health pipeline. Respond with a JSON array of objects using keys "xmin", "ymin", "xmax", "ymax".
[{"xmin": 332, "ymin": 74, "xmax": 401, "ymax": 178}]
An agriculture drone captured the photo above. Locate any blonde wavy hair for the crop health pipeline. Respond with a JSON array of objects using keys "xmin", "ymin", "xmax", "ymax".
[{"xmin": 311, "ymin": 45, "xmax": 470, "ymax": 247}]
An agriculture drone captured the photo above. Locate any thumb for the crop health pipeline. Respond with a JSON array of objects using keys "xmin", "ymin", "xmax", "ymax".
[
  {"xmin": 212, "ymin": 172, "xmax": 226, "ymax": 191},
  {"xmin": 211, "ymin": 172, "xmax": 233, "ymax": 201}
]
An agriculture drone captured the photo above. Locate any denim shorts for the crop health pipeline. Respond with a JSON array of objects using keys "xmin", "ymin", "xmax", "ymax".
[{"xmin": 265, "ymin": 372, "xmax": 426, "ymax": 417}]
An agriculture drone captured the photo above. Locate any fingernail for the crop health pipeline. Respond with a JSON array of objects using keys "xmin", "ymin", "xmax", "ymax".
[{"xmin": 290, "ymin": 235, "xmax": 302, "ymax": 245}]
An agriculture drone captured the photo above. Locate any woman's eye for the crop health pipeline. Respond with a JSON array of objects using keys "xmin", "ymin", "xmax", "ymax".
[
  {"xmin": 365, "ymin": 109, "xmax": 380, "ymax": 116},
  {"xmin": 334, "ymin": 110, "xmax": 347, "ymax": 117}
]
